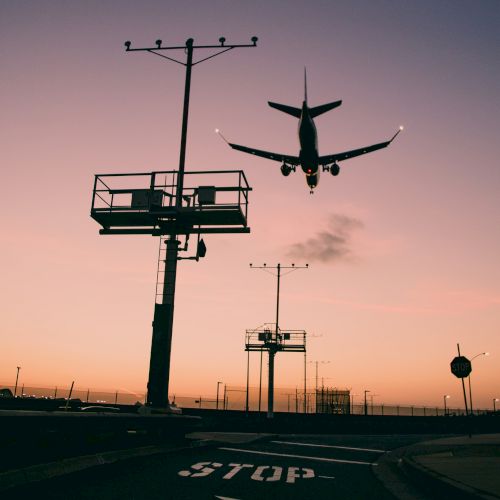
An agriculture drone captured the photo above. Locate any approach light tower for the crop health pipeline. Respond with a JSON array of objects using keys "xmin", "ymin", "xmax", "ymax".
[
  {"xmin": 91, "ymin": 36, "xmax": 258, "ymax": 409},
  {"xmin": 247, "ymin": 263, "xmax": 308, "ymax": 418}
]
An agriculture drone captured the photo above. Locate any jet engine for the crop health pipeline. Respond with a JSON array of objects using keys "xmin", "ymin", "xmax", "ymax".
[
  {"xmin": 280, "ymin": 163, "xmax": 292, "ymax": 176},
  {"xmin": 330, "ymin": 163, "xmax": 340, "ymax": 176}
]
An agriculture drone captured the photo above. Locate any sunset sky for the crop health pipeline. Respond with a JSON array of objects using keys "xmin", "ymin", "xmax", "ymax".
[{"xmin": 1, "ymin": 0, "xmax": 499, "ymax": 409}]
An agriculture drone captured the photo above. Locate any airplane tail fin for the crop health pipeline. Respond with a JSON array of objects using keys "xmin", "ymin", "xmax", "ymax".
[
  {"xmin": 268, "ymin": 101, "xmax": 302, "ymax": 118},
  {"xmin": 309, "ymin": 100, "xmax": 342, "ymax": 118},
  {"xmin": 304, "ymin": 67, "xmax": 308, "ymax": 103}
]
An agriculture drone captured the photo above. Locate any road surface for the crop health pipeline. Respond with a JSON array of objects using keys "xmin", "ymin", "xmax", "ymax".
[{"xmin": 7, "ymin": 434, "xmax": 435, "ymax": 499}]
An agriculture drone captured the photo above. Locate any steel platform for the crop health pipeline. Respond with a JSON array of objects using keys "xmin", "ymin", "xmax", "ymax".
[{"xmin": 91, "ymin": 170, "xmax": 251, "ymax": 235}]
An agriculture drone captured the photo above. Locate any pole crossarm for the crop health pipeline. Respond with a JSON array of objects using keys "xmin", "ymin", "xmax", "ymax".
[
  {"xmin": 124, "ymin": 36, "xmax": 258, "ymax": 67},
  {"xmin": 249, "ymin": 263, "xmax": 309, "ymax": 276}
]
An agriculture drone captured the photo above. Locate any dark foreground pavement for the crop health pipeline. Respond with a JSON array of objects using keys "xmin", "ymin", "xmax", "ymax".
[
  {"xmin": 1, "ymin": 434, "xmax": 431, "ymax": 500},
  {"xmin": 2, "ymin": 433, "xmax": 500, "ymax": 499},
  {"xmin": 377, "ymin": 433, "xmax": 500, "ymax": 499}
]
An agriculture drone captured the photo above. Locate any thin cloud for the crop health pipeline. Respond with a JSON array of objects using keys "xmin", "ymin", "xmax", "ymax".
[{"xmin": 286, "ymin": 214, "xmax": 364, "ymax": 264}]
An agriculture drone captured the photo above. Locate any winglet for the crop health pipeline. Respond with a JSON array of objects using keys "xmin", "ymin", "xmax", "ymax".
[
  {"xmin": 390, "ymin": 125, "xmax": 404, "ymax": 142},
  {"xmin": 215, "ymin": 128, "xmax": 229, "ymax": 144}
]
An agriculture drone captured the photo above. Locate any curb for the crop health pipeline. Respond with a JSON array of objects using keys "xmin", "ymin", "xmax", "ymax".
[
  {"xmin": 374, "ymin": 438, "xmax": 500, "ymax": 500},
  {"xmin": 373, "ymin": 450, "xmax": 428, "ymax": 500},
  {"xmin": 401, "ymin": 455, "xmax": 499, "ymax": 500},
  {"xmin": 0, "ymin": 439, "xmax": 210, "ymax": 493}
]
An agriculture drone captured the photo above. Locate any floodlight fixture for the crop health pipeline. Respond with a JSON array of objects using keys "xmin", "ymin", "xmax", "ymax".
[{"xmin": 197, "ymin": 238, "xmax": 207, "ymax": 259}]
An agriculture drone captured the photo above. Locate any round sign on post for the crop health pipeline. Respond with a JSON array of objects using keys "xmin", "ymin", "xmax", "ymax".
[{"xmin": 450, "ymin": 356, "xmax": 472, "ymax": 378}]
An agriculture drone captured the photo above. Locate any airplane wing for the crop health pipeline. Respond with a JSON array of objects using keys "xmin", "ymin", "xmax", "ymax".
[
  {"xmin": 228, "ymin": 142, "xmax": 300, "ymax": 165},
  {"xmin": 318, "ymin": 127, "xmax": 402, "ymax": 165}
]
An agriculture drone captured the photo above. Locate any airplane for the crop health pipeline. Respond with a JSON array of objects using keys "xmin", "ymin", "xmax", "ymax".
[{"xmin": 218, "ymin": 70, "xmax": 402, "ymax": 193}]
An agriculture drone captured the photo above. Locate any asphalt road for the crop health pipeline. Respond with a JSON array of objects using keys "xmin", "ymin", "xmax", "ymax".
[{"xmin": 7, "ymin": 434, "xmax": 434, "ymax": 500}]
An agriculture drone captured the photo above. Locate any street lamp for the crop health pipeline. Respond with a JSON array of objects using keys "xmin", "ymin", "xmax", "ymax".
[
  {"xmin": 14, "ymin": 366, "xmax": 21, "ymax": 397},
  {"xmin": 443, "ymin": 395, "xmax": 450, "ymax": 416},
  {"xmin": 308, "ymin": 360, "xmax": 330, "ymax": 412},
  {"xmin": 493, "ymin": 398, "xmax": 499, "ymax": 412},
  {"xmin": 364, "ymin": 390, "xmax": 370, "ymax": 416},
  {"xmin": 468, "ymin": 352, "xmax": 489, "ymax": 415}
]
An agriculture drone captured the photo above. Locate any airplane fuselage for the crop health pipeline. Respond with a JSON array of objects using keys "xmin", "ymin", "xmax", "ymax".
[
  {"xmin": 298, "ymin": 101, "xmax": 320, "ymax": 188},
  {"xmin": 225, "ymin": 72, "xmax": 401, "ymax": 194}
]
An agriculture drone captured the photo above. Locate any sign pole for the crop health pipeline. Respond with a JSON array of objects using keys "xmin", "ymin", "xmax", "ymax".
[{"xmin": 457, "ymin": 343, "xmax": 469, "ymax": 416}]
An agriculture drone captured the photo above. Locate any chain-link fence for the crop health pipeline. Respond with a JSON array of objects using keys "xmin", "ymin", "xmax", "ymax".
[
  {"xmin": 0, "ymin": 385, "xmax": 145, "ymax": 406},
  {"xmin": 0, "ymin": 383, "xmax": 490, "ymax": 416}
]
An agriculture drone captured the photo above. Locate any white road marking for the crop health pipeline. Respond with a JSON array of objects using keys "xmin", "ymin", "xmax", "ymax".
[
  {"xmin": 178, "ymin": 462, "xmax": 222, "ymax": 478},
  {"xmin": 287, "ymin": 466, "xmax": 315, "ymax": 484},
  {"xmin": 318, "ymin": 475, "xmax": 336, "ymax": 480},
  {"xmin": 219, "ymin": 447, "xmax": 376, "ymax": 466},
  {"xmin": 272, "ymin": 440, "xmax": 386, "ymax": 453},
  {"xmin": 214, "ymin": 497, "xmax": 241, "ymax": 500},
  {"xmin": 223, "ymin": 463, "xmax": 253, "ymax": 480},
  {"xmin": 251, "ymin": 465, "xmax": 282, "ymax": 482}
]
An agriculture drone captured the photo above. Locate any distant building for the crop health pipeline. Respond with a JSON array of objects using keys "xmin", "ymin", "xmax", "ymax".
[{"xmin": 315, "ymin": 388, "xmax": 350, "ymax": 415}]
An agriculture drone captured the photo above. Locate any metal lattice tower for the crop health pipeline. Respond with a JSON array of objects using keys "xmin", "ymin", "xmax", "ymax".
[{"xmin": 91, "ymin": 36, "xmax": 258, "ymax": 409}]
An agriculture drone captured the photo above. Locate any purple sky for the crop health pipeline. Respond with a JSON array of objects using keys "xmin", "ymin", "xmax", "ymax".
[{"xmin": 1, "ymin": 0, "xmax": 499, "ymax": 407}]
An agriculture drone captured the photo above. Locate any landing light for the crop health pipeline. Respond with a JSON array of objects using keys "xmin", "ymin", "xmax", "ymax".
[{"xmin": 399, "ymin": 125, "xmax": 404, "ymax": 131}]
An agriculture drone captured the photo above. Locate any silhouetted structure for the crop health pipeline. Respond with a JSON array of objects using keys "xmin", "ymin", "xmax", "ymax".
[
  {"xmin": 92, "ymin": 170, "xmax": 252, "ymax": 409},
  {"xmin": 245, "ymin": 325, "xmax": 306, "ymax": 419},
  {"xmin": 247, "ymin": 263, "xmax": 308, "ymax": 418},
  {"xmin": 315, "ymin": 388, "xmax": 350, "ymax": 415},
  {"xmin": 91, "ymin": 36, "xmax": 257, "ymax": 409}
]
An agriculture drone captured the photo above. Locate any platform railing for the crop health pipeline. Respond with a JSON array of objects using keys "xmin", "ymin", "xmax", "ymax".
[
  {"xmin": 92, "ymin": 170, "xmax": 249, "ymax": 209},
  {"xmin": 91, "ymin": 169, "xmax": 251, "ymax": 234}
]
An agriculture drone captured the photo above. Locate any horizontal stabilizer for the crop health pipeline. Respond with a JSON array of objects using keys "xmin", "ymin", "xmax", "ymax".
[
  {"xmin": 309, "ymin": 100, "xmax": 342, "ymax": 118},
  {"xmin": 268, "ymin": 101, "xmax": 302, "ymax": 118}
]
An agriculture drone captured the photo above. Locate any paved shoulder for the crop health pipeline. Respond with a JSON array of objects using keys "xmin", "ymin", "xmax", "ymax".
[{"xmin": 375, "ymin": 434, "xmax": 500, "ymax": 500}]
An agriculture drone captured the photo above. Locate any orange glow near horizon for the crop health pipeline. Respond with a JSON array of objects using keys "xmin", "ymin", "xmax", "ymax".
[{"xmin": 0, "ymin": 1, "xmax": 499, "ymax": 411}]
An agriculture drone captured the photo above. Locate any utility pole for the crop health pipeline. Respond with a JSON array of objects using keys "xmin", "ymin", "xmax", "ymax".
[
  {"xmin": 258, "ymin": 349, "xmax": 263, "ymax": 413},
  {"xmin": 216, "ymin": 381, "xmax": 223, "ymax": 410},
  {"xmin": 364, "ymin": 390, "xmax": 370, "ymax": 416},
  {"xmin": 308, "ymin": 360, "xmax": 330, "ymax": 412},
  {"xmin": 249, "ymin": 263, "xmax": 308, "ymax": 418},
  {"xmin": 124, "ymin": 36, "xmax": 258, "ymax": 408},
  {"xmin": 14, "ymin": 366, "xmax": 21, "ymax": 397},
  {"xmin": 245, "ymin": 348, "xmax": 250, "ymax": 413}
]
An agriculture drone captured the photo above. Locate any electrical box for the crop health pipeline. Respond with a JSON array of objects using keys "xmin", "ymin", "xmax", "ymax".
[
  {"xmin": 258, "ymin": 331, "xmax": 272, "ymax": 342},
  {"xmin": 131, "ymin": 189, "xmax": 163, "ymax": 208},
  {"xmin": 198, "ymin": 186, "xmax": 216, "ymax": 205}
]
